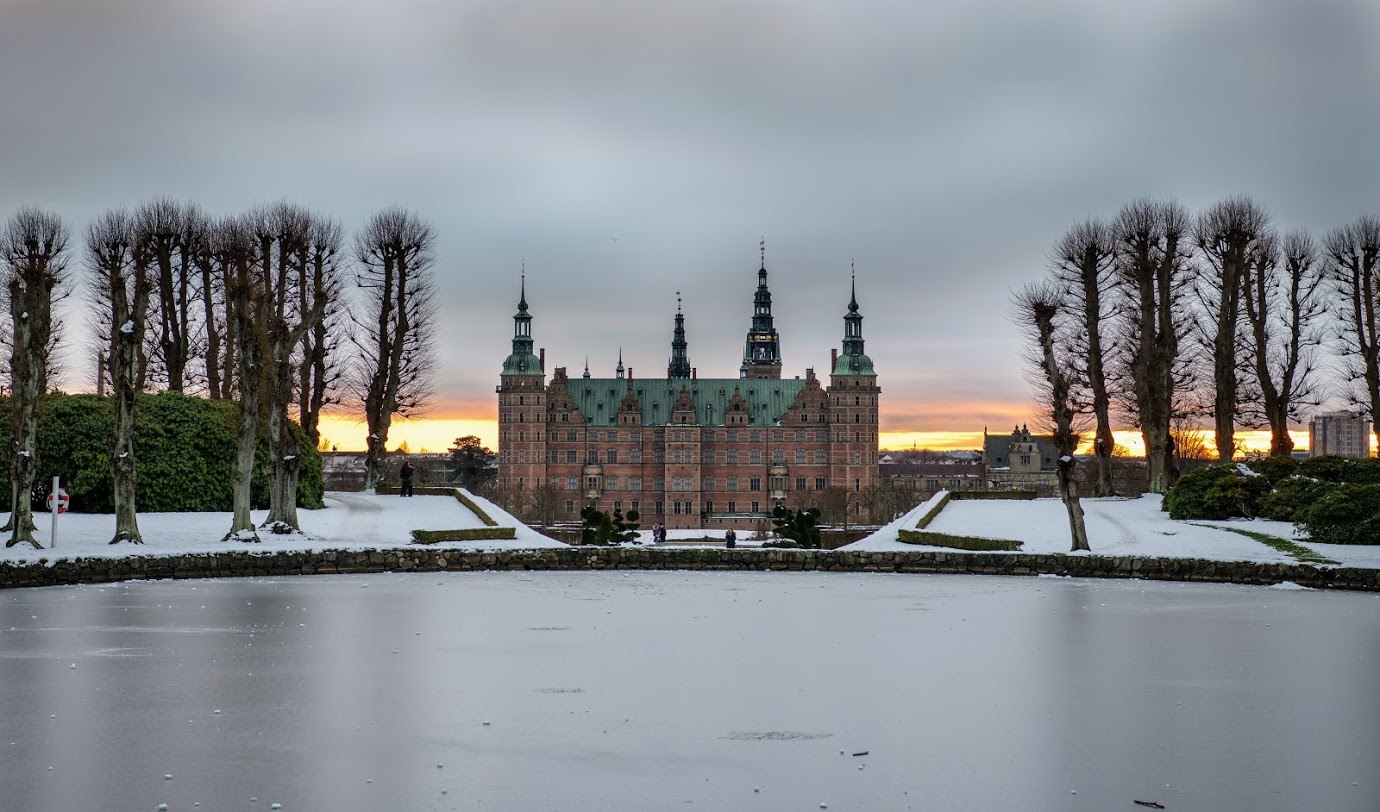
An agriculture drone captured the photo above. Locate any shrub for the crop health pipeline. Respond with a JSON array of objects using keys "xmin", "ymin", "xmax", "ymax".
[
  {"xmin": 1163, "ymin": 465, "xmax": 1270, "ymax": 520},
  {"xmin": 1297, "ymin": 455, "xmax": 1380, "ymax": 485},
  {"xmin": 1244, "ymin": 455, "xmax": 1298, "ymax": 485},
  {"xmin": 0, "ymin": 392, "xmax": 322, "ymax": 513},
  {"xmin": 771, "ymin": 504, "xmax": 822, "ymax": 549},
  {"xmin": 1297, "ymin": 484, "xmax": 1380, "ymax": 545},
  {"xmin": 1257, "ymin": 475, "xmax": 1331, "ymax": 523}
]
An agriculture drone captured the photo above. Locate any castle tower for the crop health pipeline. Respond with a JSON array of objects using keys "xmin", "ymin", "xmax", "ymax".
[
  {"xmin": 741, "ymin": 239, "xmax": 783, "ymax": 379},
  {"xmin": 668, "ymin": 292, "xmax": 692, "ymax": 379},
  {"xmin": 827, "ymin": 265, "xmax": 879, "ymax": 519},
  {"xmin": 498, "ymin": 274, "xmax": 547, "ymax": 494}
]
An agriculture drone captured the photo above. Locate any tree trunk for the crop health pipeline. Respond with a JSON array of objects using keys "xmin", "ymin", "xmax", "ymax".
[{"xmin": 1059, "ymin": 459, "xmax": 1090, "ymax": 552}]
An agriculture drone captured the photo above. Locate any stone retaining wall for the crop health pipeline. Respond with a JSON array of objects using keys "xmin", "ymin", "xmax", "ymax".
[{"xmin": 2, "ymin": 548, "xmax": 1377, "ymax": 591}]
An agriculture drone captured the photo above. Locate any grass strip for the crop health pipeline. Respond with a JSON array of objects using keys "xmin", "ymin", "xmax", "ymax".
[{"xmin": 1196, "ymin": 524, "xmax": 1339, "ymax": 566}]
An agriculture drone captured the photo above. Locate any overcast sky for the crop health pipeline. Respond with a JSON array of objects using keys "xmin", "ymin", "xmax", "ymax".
[{"xmin": 3, "ymin": 0, "xmax": 1377, "ymax": 442}]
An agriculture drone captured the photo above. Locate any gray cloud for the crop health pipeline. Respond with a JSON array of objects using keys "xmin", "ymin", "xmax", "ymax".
[{"xmin": 2, "ymin": 0, "xmax": 1376, "ymax": 435}]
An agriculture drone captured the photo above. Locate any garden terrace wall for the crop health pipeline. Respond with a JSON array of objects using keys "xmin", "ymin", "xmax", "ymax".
[{"xmin": 2, "ymin": 548, "xmax": 1377, "ymax": 592}]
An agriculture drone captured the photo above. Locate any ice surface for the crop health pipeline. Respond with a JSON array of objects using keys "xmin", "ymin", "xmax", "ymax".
[{"xmin": 0, "ymin": 572, "xmax": 1375, "ymax": 810}]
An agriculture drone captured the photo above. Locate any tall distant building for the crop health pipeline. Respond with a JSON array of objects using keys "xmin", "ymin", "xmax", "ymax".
[
  {"xmin": 497, "ymin": 248, "xmax": 880, "ymax": 529},
  {"xmin": 1308, "ymin": 412, "xmax": 1372, "ymax": 458}
]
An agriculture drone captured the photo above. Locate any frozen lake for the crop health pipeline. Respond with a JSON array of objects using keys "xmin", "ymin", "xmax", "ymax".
[{"xmin": 2, "ymin": 572, "xmax": 1377, "ymax": 811}]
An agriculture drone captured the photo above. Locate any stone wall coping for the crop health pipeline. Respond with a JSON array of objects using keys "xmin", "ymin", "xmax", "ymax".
[{"xmin": 2, "ymin": 547, "xmax": 1376, "ymax": 592}]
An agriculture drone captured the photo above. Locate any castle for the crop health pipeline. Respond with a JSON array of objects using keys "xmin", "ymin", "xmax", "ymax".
[{"xmin": 497, "ymin": 249, "xmax": 879, "ymax": 530}]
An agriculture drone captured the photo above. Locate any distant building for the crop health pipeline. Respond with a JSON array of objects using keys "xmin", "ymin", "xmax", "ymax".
[
  {"xmin": 983, "ymin": 425, "xmax": 1059, "ymax": 494},
  {"xmin": 497, "ymin": 249, "xmax": 880, "ymax": 529},
  {"xmin": 880, "ymin": 461, "xmax": 987, "ymax": 498},
  {"xmin": 1308, "ymin": 412, "xmax": 1372, "ymax": 459}
]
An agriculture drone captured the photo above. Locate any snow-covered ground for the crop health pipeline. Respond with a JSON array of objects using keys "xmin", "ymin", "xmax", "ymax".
[
  {"xmin": 845, "ymin": 493, "xmax": 1380, "ymax": 569},
  {"xmin": 0, "ymin": 491, "xmax": 564, "ymax": 564},
  {"xmin": 5, "ymin": 489, "xmax": 1378, "ymax": 570}
]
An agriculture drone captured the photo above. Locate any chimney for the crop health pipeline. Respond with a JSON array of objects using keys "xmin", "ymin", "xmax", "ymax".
[
  {"xmin": 628, "ymin": 367, "xmax": 633, "ymax": 381},
  {"xmin": 692, "ymin": 367, "xmax": 697, "ymax": 380},
  {"xmin": 831, "ymin": 348, "xmax": 838, "ymax": 368},
  {"xmin": 539, "ymin": 348, "xmax": 546, "ymax": 372}
]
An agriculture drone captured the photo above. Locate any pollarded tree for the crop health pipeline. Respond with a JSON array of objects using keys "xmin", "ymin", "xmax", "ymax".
[
  {"xmin": 89, "ymin": 209, "xmax": 151, "ymax": 544},
  {"xmin": 1241, "ymin": 230, "xmax": 1326, "ymax": 457},
  {"xmin": 296, "ymin": 216, "xmax": 348, "ymax": 451},
  {"xmin": 1194, "ymin": 196, "xmax": 1273, "ymax": 462},
  {"xmin": 1112, "ymin": 198, "xmax": 1195, "ymax": 493},
  {"xmin": 216, "ymin": 216, "xmax": 266, "ymax": 541},
  {"xmin": 352, "ymin": 208, "xmax": 438, "ymax": 491},
  {"xmin": 1013, "ymin": 282, "xmax": 1090, "ymax": 551},
  {"xmin": 140, "ymin": 198, "xmax": 205, "ymax": 393},
  {"xmin": 248, "ymin": 203, "xmax": 333, "ymax": 533},
  {"xmin": 1325, "ymin": 215, "xmax": 1380, "ymax": 454},
  {"xmin": 1050, "ymin": 219, "xmax": 1116, "ymax": 495},
  {"xmin": 2, "ymin": 208, "xmax": 69, "ymax": 549}
]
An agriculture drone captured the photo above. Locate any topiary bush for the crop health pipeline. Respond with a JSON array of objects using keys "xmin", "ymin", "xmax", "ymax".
[
  {"xmin": 1244, "ymin": 455, "xmax": 1298, "ymax": 485},
  {"xmin": 1297, "ymin": 483, "xmax": 1380, "ymax": 545},
  {"xmin": 1163, "ymin": 465, "xmax": 1271, "ymax": 520}
]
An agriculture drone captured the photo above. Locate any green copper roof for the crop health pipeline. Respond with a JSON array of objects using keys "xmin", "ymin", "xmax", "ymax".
[
  {"xmin": 562, "ymin": 377, "xmax": 808, "ymax": 427},
  {"xmin": 502, "ymin": 352, "xmax": 543, "ymax": 376},
  {"xmin": 832, "ymin": 353, "xmax": 875, "ymax": 376}
]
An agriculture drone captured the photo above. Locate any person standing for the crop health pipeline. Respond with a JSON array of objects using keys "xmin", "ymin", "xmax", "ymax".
[
  {"xmin": 399, "ymin": 459, "xmax": 415, "ymax": 497},
  {"xmin": 724, "ymin": 527, "xmax": 736, "ymax": 549}
]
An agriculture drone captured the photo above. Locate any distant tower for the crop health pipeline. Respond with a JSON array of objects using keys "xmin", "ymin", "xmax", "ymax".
[
  {"xmin": 668, "ymin": 292, "xmax": 692, "ymax": 379},
  {"xmin": 828, "ymin": 263, "xmax": 879, "ymax": 518},
  {"xmin": 497, "ymin": 272, "xmax": 547, "ymax": 494},
  {"xmin": 741, "ymin": 238, "xmax": 783, "ymax": 379}
]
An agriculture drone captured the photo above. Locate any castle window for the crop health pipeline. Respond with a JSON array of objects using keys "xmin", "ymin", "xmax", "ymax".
[
  {"xmin": 772, "ymin": 430, "xmax": 783, "ymax": 443},
  {"xmin": 751, "ymin": 501, "xmax": 760, "ymax": 514},
  {"xmin": 561, "ymin": 413, "xmax": 568, "ymax": 422},
  {"xmin": 673, "ymin": 501, "xmax": 682, "ymax": 515},
  {"xmin": 726, "ymin": 477, "xmax": 738, "ymax": 492},
  {"xmin": 749, "ymin": 477, "xmax": 761, "ymax": 491},
  {"xmin": 654, "ymin": 476, "xmax": 665, "ymax": 491},
  {"xmin": 815, "ymin": 477, "xmax": 826, "ymax": 490},
  {"xmin": 607, "ymin": 450, "xmax": 617, "ymax": 464},
  {"xmin": 632, "ymin": 500, "xmax": 640, "ymax": 513},
  {"xmin": 726, "ymin": 450, "xmax": 738, "ymax": 464},
  {"xmin": 854, "ymin": 414, "xmax": 860, "ymax": 423},
  {"xmin": 795, "ymin": 476, "xmax": 806, "ymax": 490},
  {"xmin": 750, "ymin": 431, "xmax": 760, "ymax": 443},
  {"xmin": 795, "ymin": 430, "xmax": 805, "ymax": 442},
  {"xmin": 655, "ymin": 501, "xmax": 664, "ymax": 515},
  {"xmin": 566, "ymin": 476, "xmax": 577, "ymax": 491},
  {"xmin": 705, "ymin": 500, "xmax": 714, "ymax": 514},
  {"xmin": 567, "ymin": 430, "xmax": 577, "ymax": 442},
  {"xmin": 816, "ymin": 451, "xmax": 827, "ymax": 464},
  {"xmin": 519, "ymin": 396, "xmax": 524, "ymax": 405},
  {"xmin": 772, "ymin": 449, "xmax": 784, "ymax": 463},
  {"xmin": 654, "ymin": 449, "xmax": 665, "ymax": 463},
  {"xmin": 630, "ymin": 449, "xmax": 642, "ymax": 463},
  {"xmin": 726, "ymin": 430, "xmax": 738, "ymax": 442},
  {"xmin": 816, "ymin": 430, "xmax": 827, "ymax": 443},
  {"xmin": 565, "ymin": 500, "xmax": 574, "ymax": 514},
  {"xmin": 795, "ymin": 450, "xmax": 806, "ymax": 464},
  {"xmin": 630, "ymin": 476, "xmax": 642, "ymax": 491},
  {"xmin": 750, "ymin": 450, "xmax": 761, "ymax": 464},
  {"xmin": 703, "ymin": 476, "xmax": 715, "ymax": 491},
  {"xmin": 727, "ymin": 501, "xmax": 736, "ymax": 513},
  {"xmin": 566, "ymin": 450, "xmax": 577, "ymax": 463},
  {"xmin": 613, "ymin": 500, "xmax": 622, "ymax": 512}
]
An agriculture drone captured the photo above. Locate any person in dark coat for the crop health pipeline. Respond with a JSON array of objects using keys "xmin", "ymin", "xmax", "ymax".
[
  {"xmin": 399, "ymin": 459, "xmax": 415, "ymax": 497},
  {"xmin": 724, "ymin": 528, "xmax": 736, "ymax": 549}
]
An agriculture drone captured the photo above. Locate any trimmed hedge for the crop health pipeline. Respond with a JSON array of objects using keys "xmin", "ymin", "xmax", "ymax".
[
  {"xmin": 914, "ymin": 493, "xmax": 952, "ymax": 529},
  {"xmin": 0, "ymin": 392, "xmax": 323, "ymax": 513},
  {"xmin": 950, "ymin": 490, "xmax": 1037, "ymax": 501},
  {"xmin": 411, "ymin": 527, "xmax": 518, "ymax": 544},
  {"xmin": 897, "ymin": 529, "xmax": 1023, "ymax": 551}
]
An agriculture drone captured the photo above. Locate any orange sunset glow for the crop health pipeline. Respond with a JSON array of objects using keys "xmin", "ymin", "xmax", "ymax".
[{"xmin": 316, "ymin": 412, "xmax": 1309, "ymax": 457}]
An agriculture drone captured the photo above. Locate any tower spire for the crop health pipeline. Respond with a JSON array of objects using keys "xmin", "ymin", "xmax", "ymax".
[
  {"xmin": 669, "ymin": 290, "xmax": 691, "ymax": 379},
  {"xmin": 833, "ymin": 262, "xmax": 874, "ymax": 377},
  {"xmin": 501, "ymin": 270, "xmax": 540, "ymax": 376},
  {"xmin": 742, "ymin": 239, "xmax": 782, "ymax": 379}
]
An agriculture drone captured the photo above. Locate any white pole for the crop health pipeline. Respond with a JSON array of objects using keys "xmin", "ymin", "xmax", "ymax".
[{"xmin": 50, "ymin": 475, "xmax": 59, "ymax": 549}]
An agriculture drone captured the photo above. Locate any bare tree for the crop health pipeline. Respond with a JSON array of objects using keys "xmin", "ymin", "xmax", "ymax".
[
  {"xmin": 1050, "ymin": 219, "xmax": 1116, "ymax": 495},
  {"xmin": 1241, "ymin": 230, "xmax": 1326, "ymax": 456},
  {"xmin": 1014, "ymin": 282, "xmax": 1089, "ymax": 551},
  {"xmin": 245, "ymin": 203, "xmax": 336, "ymax": 533},
  {"xmin": 1112, "ymin": 198, "xmax": 1194, "ymax": 493},
  {"xmin": 1194, "ymin": 196, "xmax": 1272, "ymax": 462},
  {"xmin": 352, "ymin": 208, "xmax": 438, "ymax": 491},
  {"xmin": 297, "ymin": 216, "xmax": 348, "ymax": 450},
  {"xmin": 140, "ymin": 198, "xmax": 201, "ymax": 392},
  {"xmin": 2, "ymin": 208, "xmax": 69, "ymax": 548},
  {"xmin": 1325, "ymin": 215, "xmax": 1380, "ymax": 454},
  {"xmin": 88, "ymin": 209, "xmax": 150, "ymax": 544},
  {"xmin": 216, "ymin": 217, "xmax": 265, "ymax": 541}
]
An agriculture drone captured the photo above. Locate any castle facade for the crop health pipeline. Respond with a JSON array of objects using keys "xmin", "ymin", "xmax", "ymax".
[{"xmin": 497, "ymin": 252, "xmax": 879, "ymax": 530}]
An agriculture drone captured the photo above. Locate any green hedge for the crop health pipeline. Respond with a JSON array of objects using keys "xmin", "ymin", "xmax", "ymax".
[
  {"xmin": 950, "ymin": 490, "xmax": 1037, "ymax": 501},
  {"xmin": 411, "ymin": 527, "xmax": 518, "ymax": 543},
  {"xmin": 897, "ymin": 529, "xmax": 1023, "ymax": 551},
  {"xmin": 914, "ymin": 493, "xmax": 952, "ymax": 529},
  {"xmin": 0, "ymin": 392, "xmax": 323, "ymax": 513},
  {"xmin": 374, "ymin": 486, "xmax": 501, "ymax": 527}
]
